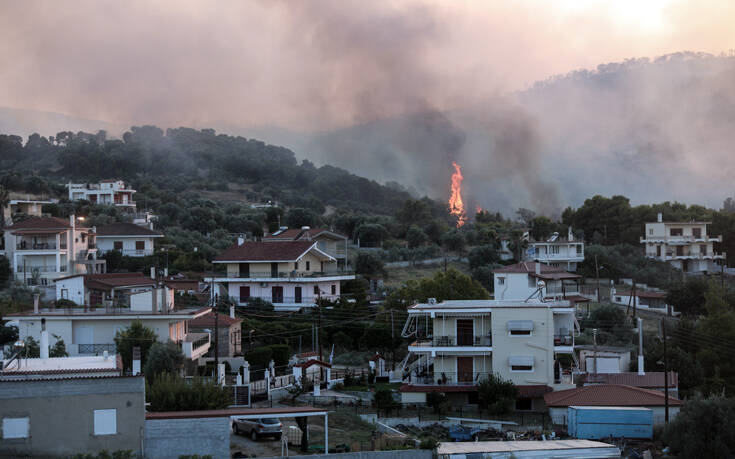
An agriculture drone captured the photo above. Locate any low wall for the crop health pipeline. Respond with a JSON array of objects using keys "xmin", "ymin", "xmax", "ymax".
[
  {"xmin": 360, "ymin": 415, "xmax": 510, "ymax": 431},
  {"xmin": 261, "ymin": 450, "xmax": 433, "ymax": 459},
  {"xmin": 144, "ymin": 417, "xmax": 230, "ymax": 459}
]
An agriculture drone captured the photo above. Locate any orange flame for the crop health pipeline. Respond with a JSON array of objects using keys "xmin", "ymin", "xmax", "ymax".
[
  {"xmin": 476, "ymin": 205, "xmax": 483, "ymax": 214},
  {"xmin": 448, "ymin": 161, "xmax": 466, "ymax": 227}
]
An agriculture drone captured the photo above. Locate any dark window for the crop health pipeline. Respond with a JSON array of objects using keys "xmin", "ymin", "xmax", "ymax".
[
  {"xmin": 113, "ymin": 241, "xmax": 123, "ymax": 250},
  {"xmin": 272, "ymin": 286, "xmax": 283, "ymax": 303},
  {"xmin": 670, "ymin": 228, "xmax": 683, "ymax": 236},
  {"xmin": 313, "ymin": 285, "xmax": 319, "ymax": 295},
  {"xmin": 239, "ymin": 286, "xmax": 250, "ymax": 300},
  {"xmin": 510, "ymin": 329, "xmax": 532, "ymax": 336},
  {"xmin": 331, "ymin": 284, "xmax": 336, "ymax": 295},
  {"xmin": 239, "ymin": 263, "xmax": 250, "ymax": 277},
  {"xmin": 515, "ymin": 398, "xmax": 533, "ymax": 411},
  {"xmin": 306, "ymin": 261, "xmax": 311, "ymax": 271},
  {"xmin": 295, "ymin": 286, "xmax": 302, "ymax": 303},
  {"xmin": 294, "ymin": 262, "xmax": 299, "ymax": 270},
  {"xmin": 135, "ymin": 241, "xmax": 145, "ymax": 250},
  {"xmin": 511, "ymin": 365, "xmax": 533, "ymax": 371},
  {"xmin": 692, "ymin": 228, "xmax": 702, "ymax": 238}
]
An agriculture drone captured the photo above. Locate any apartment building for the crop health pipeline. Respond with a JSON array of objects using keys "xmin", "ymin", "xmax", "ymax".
[
  {"xmin": 1, "ymin": 216, "xmax": 105, "ymax": 293},
  {"xmin": 95, "ymin": 222, "xmax": 163, "ymax": 257},
  {"xmin": 205, "ymin": 238, "xmax": 355, "ymax": 311},
  {"xmin": 493, "ymin": 262, "xmax": 583, "ymax": 302},
  {"xmin": 263, "ymin": 226, "xmax": 348, "ymax": 267},
  {"xmin": 400, "ymin": 298, "xmax": 579, "ymax": 410},
  {"xmin": 641, "ymin": 213, "xmax": 725, "ymax": 273},
  {"xmin": 525, "ymin": 228, "xmax": 585, "ymax": 272},
  {"xmin": 67, "ymin": 180, "xmax": 136, "ymax": 210}
]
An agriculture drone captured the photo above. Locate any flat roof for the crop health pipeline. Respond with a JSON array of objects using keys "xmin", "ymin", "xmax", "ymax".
[
  {"xmin": 146, "ymin": 406, "xmax": 327, "ymax": 420},
  {"xmin": 410, "ymin": 299, "xmax": 573, "ymax": 310},
  {"xmin": 5, "ymin": 307, "xmax": 209, "ymax": 319},
  {"xmin": 437, "ymin": 440, "xmax": 619, "ymax": 455},
  {"xmin": 1, "ymin": 355, "xmax": 121, "ymax": 375}
]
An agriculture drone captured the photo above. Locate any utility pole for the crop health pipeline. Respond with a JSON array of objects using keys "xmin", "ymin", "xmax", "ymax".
[
  {"xmin": 593, "ymin": 328, "xmax": 598, "ymax": 375},
  {"xmin": 663, "ymin": 318, "xmax": 669, "ymax": 423},
  {"xmin": 595, "ymin": 255, "xmax": 601, "ymax": 303},
  {"xmin": 214, "ymin": 304, "xmax": 219, "ymax": 382},
  {"xmin": 637, "ymin": 317, "xmax": 644, "ymax": 375}
]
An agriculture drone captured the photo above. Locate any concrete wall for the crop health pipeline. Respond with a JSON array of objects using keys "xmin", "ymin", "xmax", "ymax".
[
  {"xmin": 261, "ymin": 450, "xmax": 432, "ymax": 459},
  {"xmin": 144, "ymin": 417, "xmax": 230, "ymax": 459},
  {"xmin": 0, "ymin": 377, "xmax": 145, "ymax": 458},
  {"xmin": 97, "ymin": 236, "xmax": 155, "ymax": 256},
  {"xmin": 55, "ymin": 275, "xmax": 85, "ymax": 304}
]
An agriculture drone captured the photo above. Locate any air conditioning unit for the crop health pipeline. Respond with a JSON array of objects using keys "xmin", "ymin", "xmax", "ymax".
[{"xmin": 260, "ymin": 282, "xmax": 268, "ymax": 287}]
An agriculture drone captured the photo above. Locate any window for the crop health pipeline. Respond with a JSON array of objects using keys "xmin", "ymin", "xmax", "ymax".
[
  {"xmin": 61, "ymin": 289, "xmax": 68, "ymax": 299},
  {"xmin": 331, "ymin": 284, "xmax": 336, "ymax": 295},
  {"xmin": 700, "ymin": 244, "xmax": 707, "ymax": 255},
  {"xmin": 313, "ymin": 285, "xmax": 319, "ymax": 295},
  {"xmin": 135, "ymin": 240, "xmax": 145, "ymax": 250},
  {"xmin": 576, "ymin": 245, "xmax": 583, "ymax": 255},
  {"xmin": 649, "ymin": 228, "xmax": 653, "ymax": 235},
  {"xmin": 294, "ymin": 262, "xmax": 299, "ymax": 270},
  {"xmin": 239, "ymin": 286, "xmax": 250, "ymax": 301},
  {"xmin": 306, "ymin": 261, "xmax": 311, "ymax": 271},
  {"xmin": 497, "ymin": 277, "xmax": 505, "ymax": 285},
  {"xmin": 508, "ymin": 320, "xmax": 533, "ymax": 336},
  {"xmin": 515, "ymin": 398, "xmax": 533, "ymax": 411},
  {"xmin": 113, "ymin": 241, "xmax": 123, "ymax": 250},
  {"xmin": 509, "ymin": 356, "xmax": 534, "ymax": 372},
  {"xmin": 615, "ymin": 296, "xmax": 622, "ymax": 302},
  {"xmin": 93, "ymin": 409, "xmax": 117, "ymax": 435},
  {"xmin": 692, "ymin": 228, "xmax": 702, "ymax": 238},
  {"xmin": 550, "ymin": 245, "xmax": 560, "ymax": 254},
  {"xmin": 670, "ymin": 228, "xmax": 683, "ymax": 236},
  {"xmin": 2, "ymin": 417, "xmax": 29, "ymax": 439}
]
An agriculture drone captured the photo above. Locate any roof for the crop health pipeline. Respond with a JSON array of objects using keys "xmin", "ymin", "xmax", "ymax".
[
  {"xmin": 188, "ymin": 311, "xmax": 242, "ymax": 327},
  {"xmin": 409, "ymin": 299, "xmax": 573, "ymax": 311},
  {"xmin": 6, "ymin": 306, "xmax": 210, "ymax": 319},
  {"xmin": 95, "ymin": 222, "xmax": 162, "ymax": 237},
  {"xmin": 517, "ymin": 385, "xmax": 553, "ymax": 398},
  {"xmin": 56, "ymin": 272, "xmax": 158, "ymax": 291},
  {"xmin": 437, "ymin": 440, "xmax": 619, "ymax": 456},
  {"xmin": 560, "ymin": 294, "xmax": 591, "ymax": 303},
  {"xmin": 0, "ymin": 354, "xmax": 122, "ymax": 377},
  {"xmin": 584, "ymin": 372, "xmax": 679, "ymax": 389},
  {"xmin": 293, "ymin": 359, "xmax": 331, "ymax": 369},
  {"xmin": 214, "ymin": 240, "xmax": 334, "ymax": 263},
  {"xmin": 576, "ymin": 345, "xmax": 631, "ymax": 353},
  {"xmin": 8, "ymin": 216, "xmax": 71, "ymax": 231},
  {"xmin": 263, "ymin": 227, "xmax": 346, "ymax": 241},
  {"xmin": 493, "ymin": 262, "xmax": 581, "ymax": 280},
  {"xmin": 164, "ymin": 279, "xmax": 200, "ymax": 291},
  {"xmin": 544, "ymin": 384, "xmax": 682, "ymax": 407},
  {"xmin": 146, "ymin": 406, "xmax": 327, "ymax": 420}
]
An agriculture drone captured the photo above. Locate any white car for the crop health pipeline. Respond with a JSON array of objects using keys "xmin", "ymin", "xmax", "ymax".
[{"xmin": 232, "ymin": 417, "xmax": 282, "ymax": 441}]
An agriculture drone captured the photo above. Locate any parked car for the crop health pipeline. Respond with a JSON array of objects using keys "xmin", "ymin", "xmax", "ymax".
[{"xmin": 232, "ymin": 417, "xmax": 283, "ymax": 441}]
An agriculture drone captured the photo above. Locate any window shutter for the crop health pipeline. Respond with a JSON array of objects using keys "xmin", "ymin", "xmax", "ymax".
[{"xmin": 93, "ymin": 409, "xmax": 117, "ymax": 435}]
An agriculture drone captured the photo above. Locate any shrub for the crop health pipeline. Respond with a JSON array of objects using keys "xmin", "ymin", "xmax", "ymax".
[
  {"xmin": 143, "ymin": 341, "xmax": 185, "ymax": 382},
  {"xmin": 427, "ymin": 391, "xmax": 448, "ymax": 414},
  {"xmin": 55, "ymin": 298, "xmax": 77, "ymax": 308},
  {"xmin": 146, "ymin": 373, "xmax": 233, "ymax": 411},
  {"xmin": 419, "ymin": 437, "xmax": 438, "ymax": 449},
  {"xmin": 477, "ymin": 373, "xmax": 518, "ymax": 415},
  {"xmin": 662, "ymin": 398, "xmax": 735, "ymax": 458}
]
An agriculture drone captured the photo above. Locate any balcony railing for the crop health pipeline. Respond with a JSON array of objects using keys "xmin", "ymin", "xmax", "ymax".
[
  {"xmin": 181, "ymin": 332, "xmax": 210, "ymax": 359},
  {"xmin": 78, "ymin": 343, "xmax": 116, "ymax": 354},
  {"xmin": 17, "ymin": 265, "xmax": 65, "ymax": 273},
  {"xmin": 17, "ymin": 241, "xmax": 59, "ymax": 250},
  {"xmin": 231, "ymin": 295, "xmax": 340, "ymax": 305},
  {"xmin": 116, "ymin": 249, "xmax": 153, "ymax": 256},
  {"xmin": 412, "ymin": 335, "xmax": 492, "ymax": 347},
  {"xmin": 554, "ymin": 334, "xmax": 573, "ymax": 346},
  {"xmin": 220, "ymin": 270, "xmax": 355, "ymax": 279},
  {"xmin": 409, "ymin": 371, "xmax": 492, "ymax": 386}
]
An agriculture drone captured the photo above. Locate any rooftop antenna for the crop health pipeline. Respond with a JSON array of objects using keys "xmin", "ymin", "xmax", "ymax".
[{"xmin": 524, "ymin": 280, "xmax": 547, "ymax": 303}]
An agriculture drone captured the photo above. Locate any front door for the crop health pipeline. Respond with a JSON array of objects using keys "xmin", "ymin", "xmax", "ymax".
[
  {"xmin": 457, "ymin": 357, "xmax": 473, "ymax": 383},
  {"xmin": 457, "ymin": 319, "xmax": 474, "ymax": 346},
  {"xmin": 272, "ymin": 286, "xmax": 284, "ymax": 303},
  {"xmin": 294, "ymin": 286, "xmax": 302, "ymax": 303}
]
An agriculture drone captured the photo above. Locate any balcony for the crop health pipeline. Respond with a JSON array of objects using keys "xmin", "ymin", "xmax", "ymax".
[
  {"xmin": 16, "ymin": 265, "xmax": 66, "ymax": 273},
  {"xmin": 409, "ymin": 371, "xmax": 492, "ymax": 386},
  {"xmin": 181, "ymin": 332, "xmax": 211, "ymax": 360},
  {"xmin": 410, "ymin": 335, "xmax": 492, "ymax": 349},
  {"xmin": 77, "ymin": 343, "xmax": 117, "ymax": 355},
  {"xmin": 117, "ymin": 249, "xmax": 154, "ymax": 257},
  {"xmin": 220, "ymin": 270, "xmax": 355, "ymax": 280},
  {"xmin": 16, "ymin": 241, "xmax": 62, "ymax": 251},
  {"xmin": 231, "ymin": 295, "xmax": 340, "ymax": 305},
  {"xmin": 641, "ymin": 235, "xmax": 722, "ymax": 244}
]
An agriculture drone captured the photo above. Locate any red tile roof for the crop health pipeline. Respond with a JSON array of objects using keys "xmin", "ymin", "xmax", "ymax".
[
  {"xmin": 214, "ymin": 240, "xmax": 324, "ymax": 262},
  {"xmin": 188, "ymin": 311, "xmax": 242, "ymax": 327},
  {"xmin": 293, "ymin": 359, "xmax": 331, "ymax": 369},
  {"xmin": 95, "ymin": 222, "xmax": 162, "ymax": 237},
  {"xmin": 583, "ymin": 372, "xmax": 678, "ymax": 389},
  {"xmin": 544, "ymin": 384, "xmax": 682, "ymax": 407},
  {"xmin": 57, "ymin": 272, "xmax": 158, "ymax": 291},
  {"xmin": 493, "ymin": 262, "xmax": 581, "ymax": 280},
  {"xmin": 9, "ymin": 216, "xmax": 71, "ymax": 230}
]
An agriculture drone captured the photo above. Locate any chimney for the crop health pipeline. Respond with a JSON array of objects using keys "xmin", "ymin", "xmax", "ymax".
[
  {"xmin": 568, "ymin": 226, "xmax": 573, "ymax": 241},
  {"xmin": 150, "ymin": 267, "xmax": 156, "ymax": 280},
  {"xmin": 535, "ymin": 262, "xmax": 541, "ymax": 276},
  {"xmin": 132, "ymin": 346, "xmax": 141, "ymax": 375},
  {"xmin": 33, "ymin": 293, "xmax": 40, "ymax": 314},
  {"xmin": 657, "ymin": 212, "xmax": 663, "ymax": 223},
  {"xmin": 40, "ymin": 318, "xmax": 49, "ymax": 360},
  {"xmin": 237, "ymin": 234, "xmax": 245, "ymax": 246},
  {"xmin": 301, "ymin": 226, "xmax": 311, "ymax": 240},
  {"xmin": 230, "ymin": 305, "xmax": 235, "ymax": 319}
]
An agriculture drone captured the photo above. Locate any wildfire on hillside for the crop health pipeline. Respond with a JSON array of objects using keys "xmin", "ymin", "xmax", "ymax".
[{"xmin": 448, "ymin": 161, "xmax": 466, "ymax": 227}]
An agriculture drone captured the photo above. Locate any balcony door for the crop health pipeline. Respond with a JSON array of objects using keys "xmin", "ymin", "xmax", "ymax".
[
  {"xmin": 457, "ymin": 357, "xmax": 473, "ymax": 383},
  {"xmin": 457, "ymin": 319, "xmax": 474, "ymax": 346},
  {"xmin": 294, "ymin": 286, "xmax": 302, "ymax": 304},
  {"xmin": 272, "ymin": 286, "xmax": 284, "ymax": 303},
  {"xmin": 270, "ymin": 263, "xmax": 278, "ymax": 277},
  {"xmin": 239, "ymin": 263, "xmax": 250, "ymax": 278}
]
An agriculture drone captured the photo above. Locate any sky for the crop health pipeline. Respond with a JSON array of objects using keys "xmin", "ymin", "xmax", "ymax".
[{"xmin": 0, "ymin": 0, "xmax": 733, "ymax": 131}]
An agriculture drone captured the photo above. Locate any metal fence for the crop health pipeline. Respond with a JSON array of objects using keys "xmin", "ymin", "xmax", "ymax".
[{"xmin": 77, "ymin": 343, "xmax": 117, "ymax": 354}]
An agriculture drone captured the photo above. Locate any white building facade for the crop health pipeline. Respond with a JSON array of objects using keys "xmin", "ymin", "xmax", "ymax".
[
  {"xmin": 95, "ymin": 223, "xmax": 162, "ymax": 257},
  {"xmin": 493, "ymin": 262, "xmax": 582, "ymax": 302},
  {"xmin": 67, "ymin": 180, "xmax": 136, "ymax": 210},
  {"xmin": 525, "ymin": 228, "xmax": 584, "ymax": 272},
  {"xmin": 641, "ymin": 213, "xmax": 725, "ymax": 273}
]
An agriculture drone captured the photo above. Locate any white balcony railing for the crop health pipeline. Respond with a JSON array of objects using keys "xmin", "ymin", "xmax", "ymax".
[{"xmin": 181, "ymin": 332, "xmax": 211, "ymax": 360}]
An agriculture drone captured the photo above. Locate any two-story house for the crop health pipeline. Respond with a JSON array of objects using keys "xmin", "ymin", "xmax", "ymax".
[
  {"xmin": 205, "ymin": 238, "xmax": 355, "ymax": 311},
  {"xmin": 400, "ymin": 298, "xmax": 579, "ymax": 411},
  {"xmin": 2, "ymin": 216, "xmax": 105, "ymax": 294},
  {"xmin": 263, "ymin": 227, "xmax": 348, "ymax": 268},
  {"xmin": 493, "ymin": 262, "xmax": 583, "ymax": 302},
  {"xmin": 525, "ymin": 228, "xmax": 584, "ymax": 272},
  {"xmin": 641, "ymin": 213, "xmax": 725, "ymax": 273},
  {"xmin": 95, "ymin": 223, "xmax": 163, "ymax": 257},
  {"xmin": 187, "ymin": 311, "xmax": 243, "ymax": 357},
  {"xmin": 67, "ymin": 180, "xmax": 136, "ymax": 211}
]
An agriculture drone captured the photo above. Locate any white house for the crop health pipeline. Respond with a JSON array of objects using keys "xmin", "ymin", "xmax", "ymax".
[
  {"xmin": 67, "ymin": 180, "xmax": 136, "ymax": 211},
  {"xmin": 263, "ymin": 226, "xmax": 349, "ymax": 268},
  {"xmin": 1, "ymin": 216, "xmax": 105, "ymax": 294},
  {"xmin": 610, "ymin": 286, "xmax": 671, "ymax": 314},
  {"xmin": 525, "ymin": 227, "xmax": 585, "ymax": 272},
  {"xmin": 54, "ymin": 272, "xmax": 166, "ymax": 307},
  {"xmin": 641, "ymin": 213, "xmax": 725, "ymax": 273},
  {"xmin": 400, "ymin": 298, "xmax": 580, "ymax": 409},
  {"xmin": 576, "ymin": 345, "xmax": 631, "ymax": 374},
  {"xmin": 95, "ymin": 223, "xmax": 163, "ymax": 257},
  {"xmin": 205, "ymin": 238, "xmax": 355, "ymax": 311},
  {"xmin": 493, "ymin": 262, "xmax": 584, "ymax": 303}
]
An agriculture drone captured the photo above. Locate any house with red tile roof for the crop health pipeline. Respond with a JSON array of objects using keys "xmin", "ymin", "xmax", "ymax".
[
  {"xmin": 205, "ymin": 239, "xmax": 354, "ymax": 311},
  {"xmin": 493, "ymin": 262, "xmax": 585, "ymax": 303},
  {"xmin": 610, "ymin": 285, "xmax": 671, "ymax": 314},
  {"xmin": 187, "ymin": 311, "xmax": 243, "ymax": 357},
  {"xmin": 544, "ymin": 384, "xmax": 681, "ymax": 425},
  {"xmin": 1, "ymin": 215, "xmax": 105, "ymax": 294},
  {"xmin": 95, "ymin": 222, "xmax": 163, "ymax": 257},
  {"xmin": 263, "ymin": 226, "xmax": 348, "ymax": 267}
]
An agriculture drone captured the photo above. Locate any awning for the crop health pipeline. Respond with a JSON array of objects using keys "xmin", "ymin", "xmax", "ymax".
[
  {"xmin": 508, "ymin": 356, "xmax": 534, "ymax": 366},
  {"xmin": 507, "ymin": 320, "xmax": 534, "ymax": 331}
]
